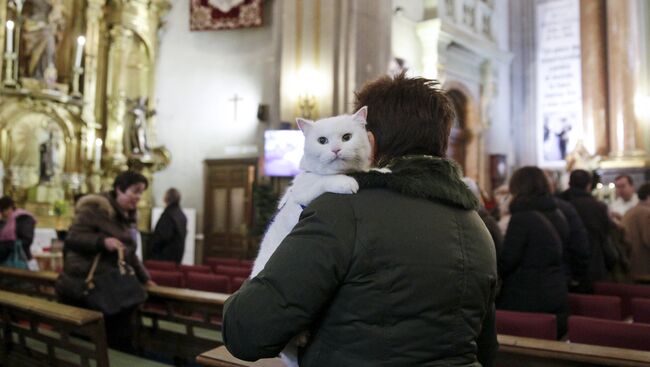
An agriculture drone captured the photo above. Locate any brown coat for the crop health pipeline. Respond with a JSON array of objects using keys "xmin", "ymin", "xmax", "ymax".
[
  {"xmin": 622, "ymin": 203, "xmax": 650, "ymax": 276},
  {"xmin": 62, "ymin": 193, "xmax": 149, "ymax": 283}
]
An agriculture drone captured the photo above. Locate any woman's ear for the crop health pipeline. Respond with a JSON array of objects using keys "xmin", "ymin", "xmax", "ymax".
[{"xmin": 367, "ymin": 131, "xmax": 376, "ymax": 164}]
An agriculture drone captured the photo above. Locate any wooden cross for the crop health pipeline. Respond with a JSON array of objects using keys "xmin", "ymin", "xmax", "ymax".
[{"xmin": 229, "ymin": 94, "xmax": 243, "ymax": 121}]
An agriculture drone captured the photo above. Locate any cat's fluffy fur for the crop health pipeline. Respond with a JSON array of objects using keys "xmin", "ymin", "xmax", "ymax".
[{"xmin": 251, "ymin": 107, "xmax": 372, "ymax": 367}]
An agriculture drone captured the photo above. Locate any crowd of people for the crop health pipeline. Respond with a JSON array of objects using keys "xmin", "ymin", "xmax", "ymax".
[{"xmin": 469, "ymin": 168, "xmax": 650, "ymax": 338}]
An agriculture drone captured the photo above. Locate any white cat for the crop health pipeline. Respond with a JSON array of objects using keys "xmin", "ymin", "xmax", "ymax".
[{"xmin": 251, "ymin": 106, "xmax": 372, "ymax": 367}]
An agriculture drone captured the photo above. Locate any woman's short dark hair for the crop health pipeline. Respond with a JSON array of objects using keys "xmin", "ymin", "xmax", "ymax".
[
  {"xmin": 353, "ymin": 72, "xmax": 455, "ymax": 165},
  {"xmin": 509, "ymin": 166, "xmax": 551, "ymax": 199},
  {"xmin": 113, "ymin": 171, "xmax": 148, "ymax": 193},
  {"xmin": 569, "ymin": 170, "xmax": 592, "ymax": 190},
  {"xmin": 165, "ymin": 188, "xmax": 181, "ymax": 206},
  {"xmin": 638, "ymin": 183, "xmax": 650, "ymax": 201},
  {"xmin": 0, "ymin": 196, "xmax": 15, "ymax": 211}
]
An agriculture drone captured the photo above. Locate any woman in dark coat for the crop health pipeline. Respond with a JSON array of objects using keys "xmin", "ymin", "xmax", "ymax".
[
  {"xmin": 56, "ymin": 171, "xmax": 153, "ymax": 352},
  {"xmin": 148, "ymin": 188, "xmax": 187, "ymax": 263},
  {"xmin": 497, "ymin": 166, "xmax": 569, "ymax": 336},
  {"xmin": 223, "ymin": 74, "xmax": 498, "ymax": 367}
]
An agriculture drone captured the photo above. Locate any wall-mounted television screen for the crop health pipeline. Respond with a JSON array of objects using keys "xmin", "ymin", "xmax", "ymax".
[{"xmin": 263, "ymin": 130, "xmax": 304, "ymax": 177}]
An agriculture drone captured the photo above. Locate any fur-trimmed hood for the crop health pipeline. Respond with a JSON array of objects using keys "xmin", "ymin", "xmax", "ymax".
[
  {"xmin": 75, "ymin": 192, "xmax": 136, "ymax": 224},
  {"xmin": 76, "ymin": 193, "xmax": 116, "ymax": 219},
  {"xmin": 350, "ymin": 155, "xmax": 479, "ymax": 210}
]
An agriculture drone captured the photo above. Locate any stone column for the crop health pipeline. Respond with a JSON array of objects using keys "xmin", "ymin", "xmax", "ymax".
[
  {"xmin": 279, "ymin": 0, "xmax": 391, "ymax": 123},
  {"xmin": 605, "ymin": 0, "xmax": 644, "ymax": 158},
  {"xmin": 580, "ymin": 0, "xmax": 608, "ymax": 156}
]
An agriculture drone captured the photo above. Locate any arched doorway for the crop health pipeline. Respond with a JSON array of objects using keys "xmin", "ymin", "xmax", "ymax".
[{"xmin": 446, "ymin": 89, "xmax": 471, "ymax": 173}]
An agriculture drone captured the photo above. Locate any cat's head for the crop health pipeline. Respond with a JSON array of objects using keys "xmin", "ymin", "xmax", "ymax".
[{"xmin": 297, "ymin": 107, "xmax": 371, "ymax": 174}]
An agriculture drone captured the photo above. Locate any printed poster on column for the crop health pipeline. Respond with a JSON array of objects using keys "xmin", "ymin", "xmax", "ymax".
[{"xmin": 536, "ymin": 0, "xmax": 583, "ymax": 167}]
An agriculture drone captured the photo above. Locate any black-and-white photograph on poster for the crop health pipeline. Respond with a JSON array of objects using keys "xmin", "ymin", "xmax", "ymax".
[{"xmin": 536, "ymin": 0, "xmax": 583, "ymax": 167}]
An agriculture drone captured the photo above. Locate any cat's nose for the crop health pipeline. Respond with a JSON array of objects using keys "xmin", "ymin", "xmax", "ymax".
[{"xmin": 332, "ymin": 148, "xmax": 341, "ymax": 154}]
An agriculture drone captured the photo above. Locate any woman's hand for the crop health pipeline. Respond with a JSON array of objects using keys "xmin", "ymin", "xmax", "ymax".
[
  {"xmin": 104, "ymin": 237, "xmax": 125, "ymax": 252},
  {"xmin": 146, "ymin": 280, "xmax": 157, "ymax": 287}
]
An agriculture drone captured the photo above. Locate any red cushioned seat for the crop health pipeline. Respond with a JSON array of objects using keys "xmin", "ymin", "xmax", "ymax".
[
  {"xmin": 144, "ymin": 260, "xmax": 177, "ymax": 271},
  {"xmin": 594, "ymin": 282, "xmax": 650, "ymax": 316},
  {"xmin": 179, "ymin": 264, "xmax": 212, "ymax": 274},
  {"xmin": 148, "ymin": 270, "xmax": 183, "ymax": 288},
  {"xmin": 631, "ymin": 298, "xmax": 650, "ymax": 324},
  {"xmin": 568, "ymin": 315, "xmax": 650, "ymax": 351},
  {"xmin": 568, "ymin": 293, "xmax": 623, "ymax": 320},
  {"xmin": 204, "ymin": 257, "xmax": 240, "ymax": 268},
  {"xmin": 230, "ymin": 276, "xmax": 247, "ymax": 293},
  {"xmin": 185, "ymin": 272, "xmax": 230, "ymax": 293},
  {"xmin": 239, "ymin": 259, "xmax": 254, "ymax": 268},
  {"xmin": 495, "ymin": 310, "xmax": 557, "ymax": 340},
  {"xmin": 214, "ymin": 265, "xmax": 251, "ymax": 279}
]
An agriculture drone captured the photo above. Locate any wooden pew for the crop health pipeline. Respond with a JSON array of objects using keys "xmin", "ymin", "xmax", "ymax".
[
  {"xmin": 196, "ymin": 337, "xmax": 650, "ymax": 367},
  {"xmin": 137, "ymin": 285, "xmax": 229, "ymax": 364},
  {"xmin": 497, "ymin": 334, "xmax": 650, "ymax": 367},
  {"xmin": 0, "ymin": 266, "xmax": 58, "ymax": 300},
  {"xmin": 196, "ymin": 346, "xmax": 283, "ymax": 367},
  {"xmin": 0, "ymin": 266, "xmax": 227, "ymax": 364},
  {"xmin": 0, "ymin": 289, "xmax": 109, "ymax": 367}
]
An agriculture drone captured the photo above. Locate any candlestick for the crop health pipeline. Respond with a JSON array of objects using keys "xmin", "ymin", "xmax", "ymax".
[
  {"xmin": 5, "ymin": 21, "xmax": 14, "ymax": 53},
  {"xmin": 74, "ymin": 36, "xmax": 86, "ymax": 68},
  {"xmin": 94, "ymin": 138, "xmax": 102, "ymax": 171}
]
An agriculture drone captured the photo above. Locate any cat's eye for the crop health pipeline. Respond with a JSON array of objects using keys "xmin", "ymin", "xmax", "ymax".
[
  {"xmin": 318, "ymin": 137, "xmax": 328, "ymax": 144},
  {"xmin": 342, "ymin": 133, "xmax": 352, "ymax": 142}
]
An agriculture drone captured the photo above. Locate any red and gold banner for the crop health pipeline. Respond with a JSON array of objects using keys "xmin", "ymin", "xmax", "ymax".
[{"xmin": 190, "ymin": 0, "xmax": 263, "ymax": 31}]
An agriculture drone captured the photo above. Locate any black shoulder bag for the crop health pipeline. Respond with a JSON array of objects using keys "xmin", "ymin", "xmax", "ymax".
[{"xmin": 83, "ymin": 247, "xmax": 148, "ymax": 315}]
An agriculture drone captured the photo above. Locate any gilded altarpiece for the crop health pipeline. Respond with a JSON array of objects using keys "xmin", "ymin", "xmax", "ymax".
[{"xmin": 0, "ymin": 0, "xmax": 170, "ymax": 230}]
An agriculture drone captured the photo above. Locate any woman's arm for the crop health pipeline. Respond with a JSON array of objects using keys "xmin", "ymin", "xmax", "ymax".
[
  {"xmin": 222, "ymin": 193, "xmax": 356, "ymax": 361},
  {"xmin": 64, "ymin": 206, "xmax": 107, "ymax": 255}
]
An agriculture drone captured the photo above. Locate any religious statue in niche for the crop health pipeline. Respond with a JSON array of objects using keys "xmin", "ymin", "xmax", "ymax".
[
  {"xmin": 21, "ymin": 0, "xmax": 67, "ymax": 85},
  {"xmin": 127, "ymin": 97, "xmax": 155, "ymax": 156},
  {"xmin": 37, "ymin": 120, "xmax": 64, "ymax": 184},
  {"xmin": 190, "ymin": 0, "xmax": 263, "ymax": 31}
]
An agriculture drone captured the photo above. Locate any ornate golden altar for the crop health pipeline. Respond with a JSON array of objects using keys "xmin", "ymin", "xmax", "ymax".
[{"xmin": 0, "ymin": 0, "xmax": 171, "ymax": 229}]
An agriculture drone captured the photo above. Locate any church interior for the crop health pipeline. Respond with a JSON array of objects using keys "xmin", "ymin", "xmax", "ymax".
[{"xmin": 1, "ymin": 0, "xmax": 650, "ymax": 366}]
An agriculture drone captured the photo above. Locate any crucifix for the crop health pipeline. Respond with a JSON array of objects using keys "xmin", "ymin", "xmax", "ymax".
[{"xmin": 229, "ymin": 94, "xmax": 243, "ymax": 121}]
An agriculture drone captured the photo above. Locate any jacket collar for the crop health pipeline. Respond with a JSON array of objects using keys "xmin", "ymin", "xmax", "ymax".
[
  {"xmin": 559, "ymin": 187, "xmax": 593, "ymax": 200},
  {"xmin": 350, "ymin": 155, "xmax": 478, "ymax": 210}
]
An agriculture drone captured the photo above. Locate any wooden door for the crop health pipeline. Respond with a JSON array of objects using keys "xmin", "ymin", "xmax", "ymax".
[{"xmin": 203, "ymin": 159, "xmax": 256, "ymax": 259}]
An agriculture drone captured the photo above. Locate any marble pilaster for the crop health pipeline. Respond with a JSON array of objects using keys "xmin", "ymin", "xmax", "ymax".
[
  {"xmin": 605, "ymin": 0, "xmax": 645, "ymax": 160},
  {"xmin": 579, "ymin": 0, "xmax": 609, "ymax": 156}
]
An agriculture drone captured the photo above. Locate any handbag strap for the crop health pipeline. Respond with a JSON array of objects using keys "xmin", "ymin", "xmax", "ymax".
[{"xmin": 86, "ymin": 247, "xmax": 129, "ymax": 288}]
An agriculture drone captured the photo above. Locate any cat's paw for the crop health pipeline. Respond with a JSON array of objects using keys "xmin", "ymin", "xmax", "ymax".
[{"xmin": 328, "ymin": 176, "xmax": 359, "ymax": 194}]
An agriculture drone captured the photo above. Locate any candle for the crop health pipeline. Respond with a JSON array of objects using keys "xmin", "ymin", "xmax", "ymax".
[
  {"xmin": 94, "ymin": 138, "xmax": 102, "ymax": 170},
  {"xmin": 74, "ymin": 36, "xmax": 86, "ymax": 68},
  {"xmin": 5, "ymin": 20, "xmax": 14, "ymax": 53}
]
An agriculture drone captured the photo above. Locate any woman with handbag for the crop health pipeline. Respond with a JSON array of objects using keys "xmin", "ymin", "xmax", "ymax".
[
  {"xmin": 56, "ymin": 171, "xmax": 155, "ymax": 352},
  {"xmin": 0, "ymin": 196, "xmax": 36, "ymax": 269}
]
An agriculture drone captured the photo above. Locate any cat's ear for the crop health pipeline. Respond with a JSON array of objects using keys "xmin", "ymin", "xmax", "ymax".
[
  {"xmin": 296, "ymin": 118, "xmax": 313, "ymax": 135},
  {"xmin": 352, "ymin": 106, "xmax": 368, "ymax": 126}
]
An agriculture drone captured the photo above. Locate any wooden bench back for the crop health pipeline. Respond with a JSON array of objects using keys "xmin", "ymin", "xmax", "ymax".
[
  {"xmin": 497, "ymin": 334, "xmax": 650, "ymax": 366},
  {"xmin": 0, "ymin": 266, "xmax": 58, "ymax": 300},
  {"xmin": 0, "ymin": 289, "xmax": 109, "ymax": 367}
]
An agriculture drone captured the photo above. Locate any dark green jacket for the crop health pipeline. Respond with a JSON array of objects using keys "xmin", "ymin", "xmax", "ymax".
[{"xmin": 223, "ymin": 157, "xmax": 498, "ymax": 366}]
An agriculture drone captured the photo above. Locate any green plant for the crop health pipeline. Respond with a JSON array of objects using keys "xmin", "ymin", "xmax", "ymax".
[
  {"xmin": 251, "ymin": 183, "xmax": 279, "ymax": 236},
  {"xmin": 53, "ymin": 200, "xmax": 68, "ymax": 217}
]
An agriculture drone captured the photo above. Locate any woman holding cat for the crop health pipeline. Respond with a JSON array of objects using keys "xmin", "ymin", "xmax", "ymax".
[{"xmin": 223, "ymin": 73, "xmax": 498, "ymax": 367}]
